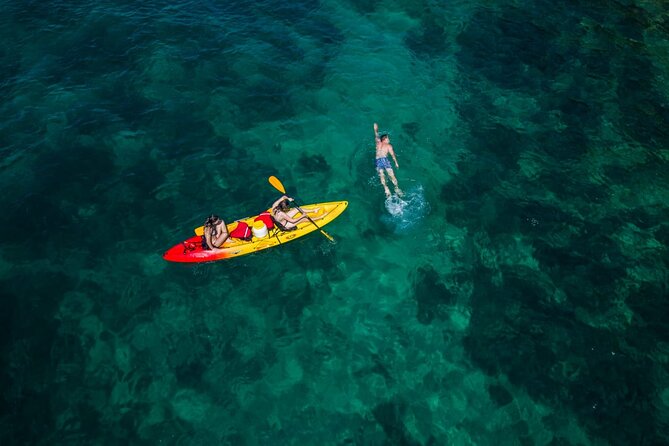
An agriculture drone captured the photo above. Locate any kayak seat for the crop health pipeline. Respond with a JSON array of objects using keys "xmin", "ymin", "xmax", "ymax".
[{"xmin": 271, "ymin": 215, "xmax": 297, "ymax": 232}]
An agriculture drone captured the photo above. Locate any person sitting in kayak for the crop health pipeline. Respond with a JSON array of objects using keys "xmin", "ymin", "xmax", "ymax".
[
  {"xmin": 271, "ymin": 195, "xmax": 323, "ymax": 231},
  {"xmin": 202, "ymin": 214, "xmax": 229, "ymax": 249},
  {"xmin": 374, "ymin": 122, "xmax": 403, "ymax": 198}
]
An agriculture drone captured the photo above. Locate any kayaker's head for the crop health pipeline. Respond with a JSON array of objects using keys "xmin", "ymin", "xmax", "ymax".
[
  {"xmin": 278, "ymin": 199, "xmax": 291, "ymax": 212},
  {"xmin": 204, "ymin": 214, "xmax": 221, "ymax": 227}
]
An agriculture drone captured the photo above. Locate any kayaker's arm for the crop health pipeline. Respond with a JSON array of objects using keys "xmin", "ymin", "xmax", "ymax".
[
  {"xmin": 271, "ymin": 195, "xmax": 292, "ymax": 209},
  {"xmin": 211, "ymin": 230, "xmax": 229, "ymax": 248}
]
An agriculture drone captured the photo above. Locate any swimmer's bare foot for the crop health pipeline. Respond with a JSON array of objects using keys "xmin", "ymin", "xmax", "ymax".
[
  {"xmin": 395, "ymin": 188, "xmax": 404, "ymax": 197},
  {"xmin": 384, "ymin": 188, "xmax": 391, "ymax": 199}
]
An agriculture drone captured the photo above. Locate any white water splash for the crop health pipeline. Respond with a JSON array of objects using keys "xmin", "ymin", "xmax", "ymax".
[
  {"xmin": 381, "ymin": 183, "xmax": 430, "ymax": 233},
  {"xmin": 385, "ymin": 194, "xmax": 409, "ymax": 217}
]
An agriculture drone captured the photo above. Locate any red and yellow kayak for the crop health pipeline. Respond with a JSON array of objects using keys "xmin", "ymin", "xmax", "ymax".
[{"xmin": 163, "ymin": 201, "xmax": 348, "ymax": 263}]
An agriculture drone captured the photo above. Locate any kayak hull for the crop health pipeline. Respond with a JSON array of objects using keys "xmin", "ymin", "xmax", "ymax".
[{"xmin": 163, "ymin": 201, "xmax": 348, "ymax": 263}]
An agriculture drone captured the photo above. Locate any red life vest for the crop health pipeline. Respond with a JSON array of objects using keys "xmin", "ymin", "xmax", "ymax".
[
  {"xmin": 254, "ymin": 212, "xmax": 274, "ymax": 229},
  {"xmin": 229, "ymin": 221, "xmax": 252, "ymax": 240}
]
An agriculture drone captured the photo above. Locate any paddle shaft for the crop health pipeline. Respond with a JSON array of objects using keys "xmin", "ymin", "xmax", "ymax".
[{"xmin": 293, "ymin": 202, "xmax": 334, "ymax": 242}]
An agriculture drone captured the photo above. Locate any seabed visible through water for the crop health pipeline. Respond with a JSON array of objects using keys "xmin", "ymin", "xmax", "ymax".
[{"xmin": 2, "ymin": 0, "xmax": 669, "ymax": 444}]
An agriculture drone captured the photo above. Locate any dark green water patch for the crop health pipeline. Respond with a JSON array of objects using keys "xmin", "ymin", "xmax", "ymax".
[
  {"xmin": 533, "ymin": 243, "xmax": 626, "ymax": 312},
  {"xmin": 627, "ymin": 282, "xmax": 669, "ymax": 344},
  {"xmin": 487, "ymin": 382, "xmax": 513, "ymax": 407},
  {"xmin": 456, "ymin": 7, "xmax": 563, "ymax": 90},
  {"xmin": 169, "ymin": 334, "xmax": 212, "ymax": 388},
  {"xmin": 464, "ymin": 266, "xmax": 665, "ymax": 444},
  {"xmin": 401, "ymin": 122, "xmax": 420, "ymax": 141},
  {"xmin": 372, "ymin": 400, "xmax": 419, "ymax": 446},
  {"xmin": 405, "ymin": 14, "xmax": 449, "ymax": 58},
  {"xmin": 298, "ymin": 153, "xmax": 332, "ymax": 175},
  {"xmin": 281, "ymin": 282, "xmax": 313, "ymax": 319},
  {"xmin": 469, "ymin": 123, "xmax": 529, "ymax": 167},
  {"xmin": 616, "ymin": 54, "xmax": 669, "ymax": 150},
  {"xmin": 4, "ymin": 192, "xmax": 73, "ymax": 257},
  {"xmin": 412, "ymin": 265, "xmax": 454, "ymax": 325}
]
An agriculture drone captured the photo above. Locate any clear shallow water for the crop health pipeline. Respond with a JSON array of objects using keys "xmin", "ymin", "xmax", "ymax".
[{"xmin": 2, "ymin": 0, "xmax": 669, "ymax": 444}]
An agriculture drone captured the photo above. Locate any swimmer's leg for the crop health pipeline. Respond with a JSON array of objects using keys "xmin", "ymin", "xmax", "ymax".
[
  {"xmin": 386, "ymin": 168, "xmax": 403, "ymax": 196},
  {"xmin": 378, "ymin": 169, "xmax": 391, "ymax": 198}
]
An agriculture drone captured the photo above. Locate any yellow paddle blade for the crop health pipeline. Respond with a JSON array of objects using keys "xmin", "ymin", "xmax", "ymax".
[
  {"xmin": 268, "ymin": 175, "xmax": 286, "ymax": 194},
  {"xmin": 194, "ymin": 226, "xmax": 204, "ymax": 236}
]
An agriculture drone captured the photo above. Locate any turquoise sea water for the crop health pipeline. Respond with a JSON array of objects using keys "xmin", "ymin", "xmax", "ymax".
[{"xmin": 2, "ymin": 0, "xmax": 669, "ymax": 444}]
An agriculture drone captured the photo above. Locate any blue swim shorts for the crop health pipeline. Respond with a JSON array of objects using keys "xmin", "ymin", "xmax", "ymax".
[{"xmin": 375, "ymin": 157, "xmax": 392, "ymax": 170}]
